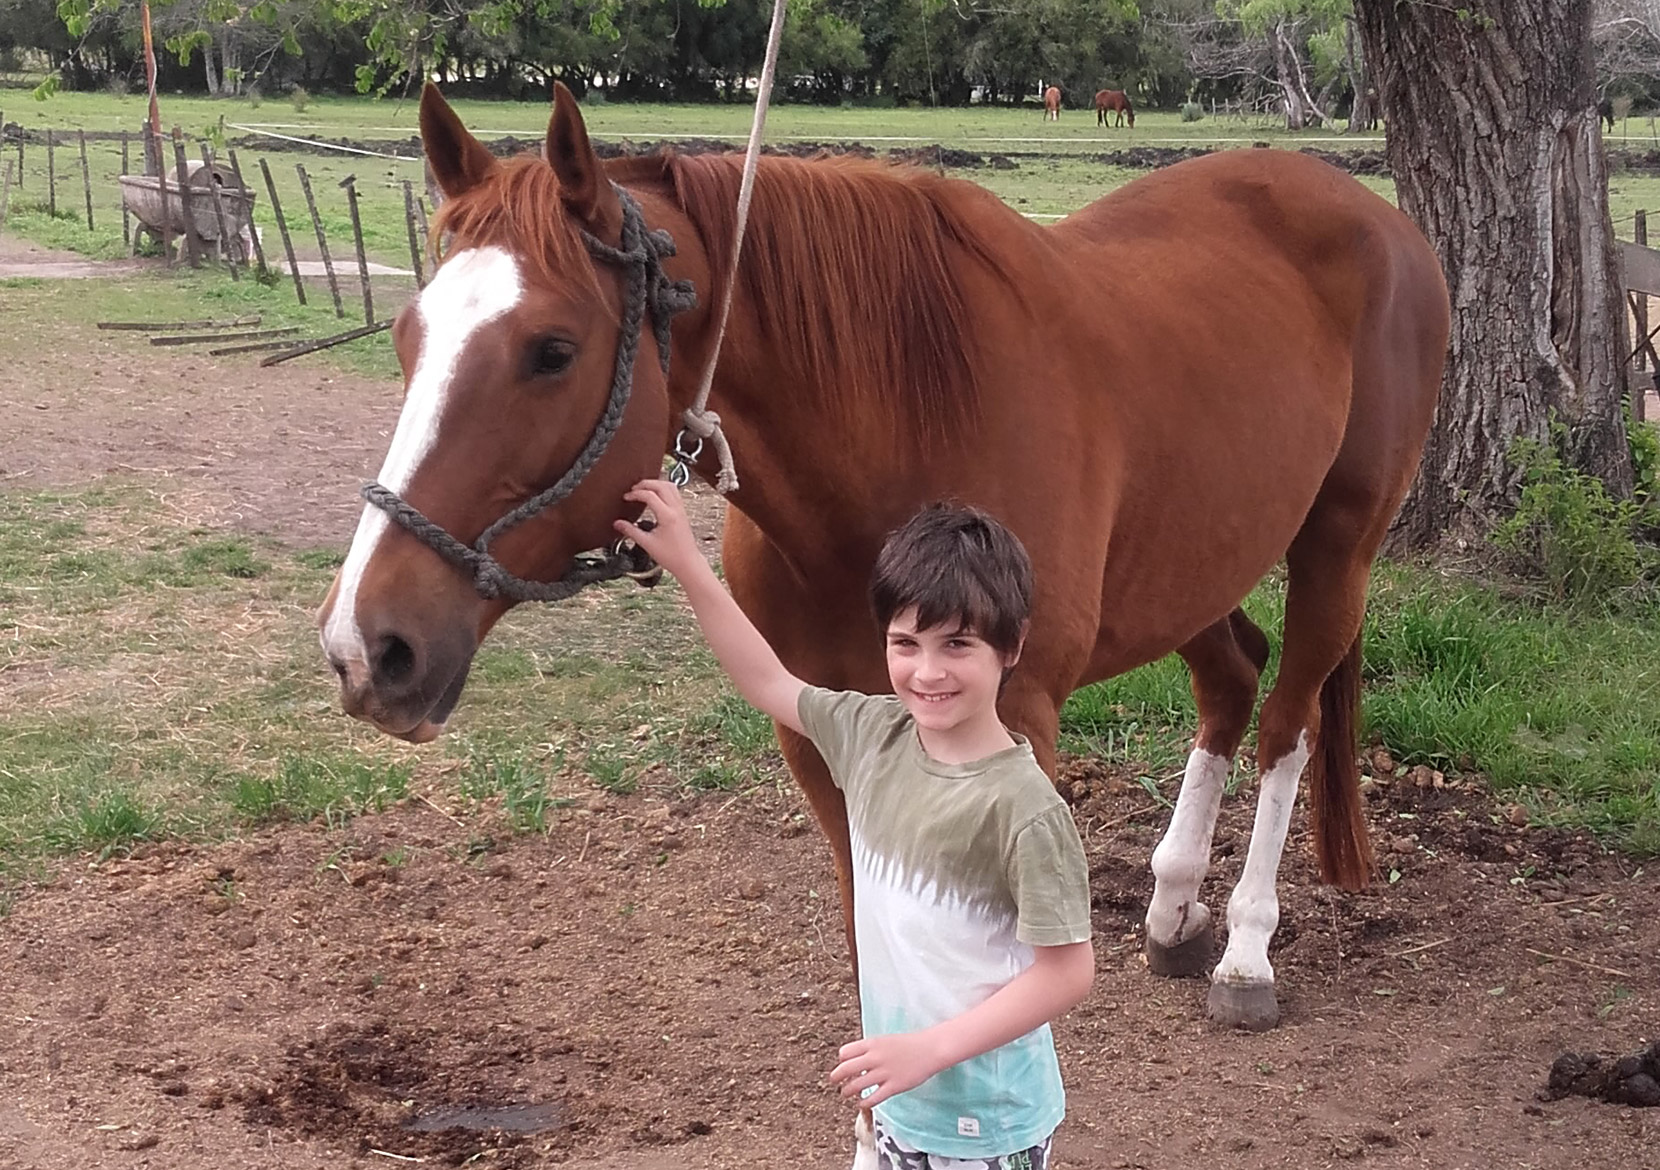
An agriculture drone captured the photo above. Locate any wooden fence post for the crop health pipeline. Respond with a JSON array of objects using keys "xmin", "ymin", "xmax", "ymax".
[
  {"xmin": 225, "ymin": 148, "xmax": 269, "ymax": 275},
  {"xmin": 340, "ymin": 173, "xmax": 373, "ymax": 324},
  {"xmin": 296, "ymin": 162, "xmax": 344, "ymax": 317},
  {"xmin": 77, "ymin": 130, "xmax": 94, "ymax": 231},
  {"xmin": 199, "ymin": 143, "xmax": 240, "ymax": 279},
  {"xmin": 153, "ymin": 127, "xmax": 173, "ymax": 264},
  {"xmin": 120, "ymin": 131, "xmax": 131, "ymax": 249},
  {"xmin": 46, "ymin": 128, "xmax": 55, "ymax": 217},
  {"xmin": 1637, "ymin": 211, "xmax": 1649, "ymax": 376},
  {"xmin": 259, "ymin": 157, "xmax": 306, "ymax": 305},
  {"xmin": 171, "ymin": 127, "xmax": 200, "ymax": 268},
  {"xmin": 403, "ymin": 180, "xmax": 426, "ymax": 288}
]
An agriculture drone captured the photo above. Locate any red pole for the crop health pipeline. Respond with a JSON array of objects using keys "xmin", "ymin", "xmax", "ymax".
[{"xmin": 141, "ymin": 0, "xmax": 161, "ymax": 162}]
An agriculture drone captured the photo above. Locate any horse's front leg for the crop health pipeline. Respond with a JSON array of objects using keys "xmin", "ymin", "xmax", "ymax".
[{"xmin": 1145, "ymin": 611, "xmax": 1266, "ymax": 977}]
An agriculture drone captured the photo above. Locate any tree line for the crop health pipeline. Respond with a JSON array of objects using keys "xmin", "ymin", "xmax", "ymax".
[{"xmin": 0, "ymin": 0, "xmax": 1409, "ymax": 121}]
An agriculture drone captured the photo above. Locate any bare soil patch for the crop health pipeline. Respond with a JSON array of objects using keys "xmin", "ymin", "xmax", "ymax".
[
  {"xmin": 0, "ymin": 235, "xmax": 150, "ymax": 280},
  {"xmin": 0, "ymin": 316, "xmax": 1654, "ymax": 1170},
  {"xmin": 0, "ymin": 758, "xmax": 1654, "ymax": 1170}
]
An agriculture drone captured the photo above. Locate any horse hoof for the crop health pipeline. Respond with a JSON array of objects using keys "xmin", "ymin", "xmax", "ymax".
[
  {"xmin": 1207, "ymin": 979, "xmax": 1280, "ymax": 1031},
  {"xmin": 1145, "ymin": 921, "xmax": 1215, "ymax": 978}
]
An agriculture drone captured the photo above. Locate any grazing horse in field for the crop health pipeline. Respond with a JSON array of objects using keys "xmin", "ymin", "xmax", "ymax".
[
  {"xmin": 1095, "ymin": 89, "xmax": 1134, "ymax": 128},
  {"xmin": 1600, "ymin": 97, "xmax": 1616, "ymax": 133},
  {"xmin": 1044, "ymin": 86, "xmax": 1061, "ymax": 121},
  {"xmin": 318, "ymin": 84, "xmax": 1450, "ymax": 1042}
]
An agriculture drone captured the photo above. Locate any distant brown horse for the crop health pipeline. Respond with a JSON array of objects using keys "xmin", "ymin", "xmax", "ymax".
[
  {"xmin": 1096, "ymin": 88, "xmax": 1134, "ymax": 128},
  {"xmin": 1044, "ymin": 85, "xmax": 1061, "ymax": 121},
  {"xmin": 319, "ymin": 84, "xmax": 1450, "ymax": 1043}
]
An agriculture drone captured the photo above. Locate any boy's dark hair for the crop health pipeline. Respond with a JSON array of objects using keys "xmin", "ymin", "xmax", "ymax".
[{"xmin": 869, "ymin": 503, "xmax": 1033, "ymax": 657}]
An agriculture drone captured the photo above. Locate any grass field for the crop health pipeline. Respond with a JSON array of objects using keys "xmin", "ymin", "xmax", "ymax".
[
  {"xmin": 10, "ymin": 88, "xmax": 1660, "ymax": 272},
  {"xmin": 2, "ymin": 88, "xmax": 1658, "ymax": 896}
]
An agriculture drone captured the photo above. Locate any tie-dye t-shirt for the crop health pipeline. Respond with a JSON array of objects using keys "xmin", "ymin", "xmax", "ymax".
[{"xmin": 798, "ymin": 687, "xmax": 1093, "ymax": 1159}]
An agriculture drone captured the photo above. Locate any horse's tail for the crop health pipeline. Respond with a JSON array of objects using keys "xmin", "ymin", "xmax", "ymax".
[{"xmin": 1309, "ymin": 631, "xmax": 1371, "ymax": 890}]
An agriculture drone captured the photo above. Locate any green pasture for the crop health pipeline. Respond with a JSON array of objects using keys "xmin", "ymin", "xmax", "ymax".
[
  {"xmin": 10, "ymin": 90, "xmax": 1660, "ymax": 266},
  {"xmin": 1, "ymin": 481, "xmax": 1656, "ymax": 902},
  {"xmin": 1, "ymin": 93, "xmax": 1658, "ymax": 899}
]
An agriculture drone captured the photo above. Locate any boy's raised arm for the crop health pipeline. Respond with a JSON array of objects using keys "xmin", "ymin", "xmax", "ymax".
[{"xmin": 615, "ymin": 480, "xmax": 807, "ymax": 735}]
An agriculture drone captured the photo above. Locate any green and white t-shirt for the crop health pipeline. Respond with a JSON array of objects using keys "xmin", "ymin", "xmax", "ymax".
[{"xmin": 797, "ymin": 687, "xmax": 1093, "ymax": 1159}]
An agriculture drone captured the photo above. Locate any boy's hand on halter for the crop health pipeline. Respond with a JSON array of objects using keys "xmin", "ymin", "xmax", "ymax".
[
  {"xmin": 616, "ymin": 479, "xmax": 704, "ymax": 581},
  {"xmin": 830, "ymin": 1031, "xmax": 945, "ymax": 1109}
]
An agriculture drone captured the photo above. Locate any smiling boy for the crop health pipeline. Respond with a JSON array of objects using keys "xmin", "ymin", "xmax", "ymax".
[{"xmin": 616, "ymin": 483, "xmax": 1094, "ymax": 1170}]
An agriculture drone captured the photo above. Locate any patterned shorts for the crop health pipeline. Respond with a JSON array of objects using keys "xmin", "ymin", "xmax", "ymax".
[{"xmin": 872, "ymin": 1116, "xmax": 1053, "ymax": 1170}]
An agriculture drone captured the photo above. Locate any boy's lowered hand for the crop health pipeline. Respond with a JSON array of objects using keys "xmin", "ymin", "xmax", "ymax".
[
  {"xmin": 615, "ymin": 479, "xmax": 707, "ymax": 582},
  {"xmin": 830, "ymin": 1031, "xmax": 946, "ymax": 1109}
]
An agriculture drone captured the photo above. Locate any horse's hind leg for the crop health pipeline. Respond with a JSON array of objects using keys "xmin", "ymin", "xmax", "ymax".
[
  {"xmin": 1208, "ymin": 502, "xmax": 1382, "ymax": 1030},
  {"xmin": 1144, "ymin": 608, "xmax": 1269, "ymax": 977}
]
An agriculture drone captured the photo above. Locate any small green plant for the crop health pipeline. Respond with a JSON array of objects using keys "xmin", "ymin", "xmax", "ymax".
[
  {"xmin": 44, "ymin": 791, "xmax": 160, "ymax": 857},
  {"xmin": 1181, "ymin": 101, "xmax": 1203, "ymax": 123},
  {"xmin": 179, "ymin": 538, "xmax": 267, "ymax": 579},
  {"xmin": 228, "ymin": 756, "xmax": 410, "ymax": 826},
  {"xmin": 1491, "ymin": 430, "xmax": 1645, "ymax": 605},
  {"xmin": 294, "ymin": 548, "xmax": 346, "ymax": 571},
  {"xmin": 1626, "ymin": 397, "xmax": 1660, "ymax": 511},
  {"xmin": 289, "ymin": 85, "xmax": 310, "ymax": 113},
  {"xmin": 588, "ymin": 752, "xmax": 635, "ymax": 795}
]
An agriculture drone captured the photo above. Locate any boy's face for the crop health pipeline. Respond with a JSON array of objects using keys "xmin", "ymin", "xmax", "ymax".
[{"xmin": 884, "ymin": 607, "xmax": 1018, "ymax": 737}]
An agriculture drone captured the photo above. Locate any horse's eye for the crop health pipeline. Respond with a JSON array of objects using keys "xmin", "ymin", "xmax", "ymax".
[{"xmin": 531, "ymin": 338, "xmax": 576, "ymax": 378}]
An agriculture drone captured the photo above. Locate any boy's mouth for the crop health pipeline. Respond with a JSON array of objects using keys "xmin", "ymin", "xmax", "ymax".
[{"xmin": 910, "ymin": 690, "xmax": 958, "ymax": 704}]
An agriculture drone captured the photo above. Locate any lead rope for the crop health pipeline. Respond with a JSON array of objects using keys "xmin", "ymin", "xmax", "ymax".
[{"xmin": 675, "ymin": 0, "xmax": 788, "ymax": 495}]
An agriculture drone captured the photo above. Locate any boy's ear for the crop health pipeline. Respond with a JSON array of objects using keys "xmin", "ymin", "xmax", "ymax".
[{"xmin": 1005, "ymin": 622, "xmax": 1030, "ymax": 669}]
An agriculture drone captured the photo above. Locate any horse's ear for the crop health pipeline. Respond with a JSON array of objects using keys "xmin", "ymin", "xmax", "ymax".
[
  {"xmin": 420, "ymin": 82, "xmax": 497, "ymax": 199},
  {"xmin": 546, "ymin": 82, "xmax": 621, "ymax": 236}
]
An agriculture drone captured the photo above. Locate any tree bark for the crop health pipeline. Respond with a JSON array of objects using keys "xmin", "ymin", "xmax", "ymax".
[
  {"xmin": 1355, "ymin": 0, "xmax": 1632, "ymax": 548},
  {"xmin": 203, "ymin": 37, "xmax": 220, "ymax": 96},
  {"xmin": 1273, "ymin": 16, "xmax": 1308, "ymax": 129}
]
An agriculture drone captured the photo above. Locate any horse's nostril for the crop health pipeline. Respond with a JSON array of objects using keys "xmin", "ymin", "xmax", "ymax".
[{"xmin": 374, "ymin": 634, "xmax": 418, "ymax": 688}]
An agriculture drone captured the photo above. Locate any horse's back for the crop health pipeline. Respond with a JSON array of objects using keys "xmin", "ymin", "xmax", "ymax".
[{"xmin": 1053, "ymin": 149, "xmax": 1444, "ymax": 377}]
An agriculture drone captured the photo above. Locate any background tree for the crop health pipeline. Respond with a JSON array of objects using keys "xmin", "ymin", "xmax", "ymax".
[{"xmin": 1354, "ymin": 0, "xmax": 1632, "ymax": 547}]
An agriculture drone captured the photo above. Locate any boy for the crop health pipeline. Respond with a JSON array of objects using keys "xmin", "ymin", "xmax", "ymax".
[{"xmin": 615, "ymin": 481, "xmax": 1094, "ymax": 1170}]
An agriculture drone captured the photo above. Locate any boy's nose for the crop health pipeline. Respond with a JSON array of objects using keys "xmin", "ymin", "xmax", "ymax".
[{"xmin": 915, "ymin": 655, "xmax": 948, "ymax": 682}]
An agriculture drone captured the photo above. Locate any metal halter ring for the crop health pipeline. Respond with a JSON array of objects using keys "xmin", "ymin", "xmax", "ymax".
[{"xmin": 668, "ymin": 429, "xmax": 704, "ymax": 488}]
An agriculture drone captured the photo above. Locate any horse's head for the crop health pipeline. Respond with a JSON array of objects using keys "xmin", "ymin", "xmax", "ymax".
[{"xmin": 317, "ymin": 83, "xmax": 693, "ymax": 742}]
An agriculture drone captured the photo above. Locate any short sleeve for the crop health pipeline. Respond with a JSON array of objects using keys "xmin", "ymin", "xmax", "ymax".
[
  {"xmin": 1007, "ymin": 805, "xmax": 1093, "ymax": 946},
  {"xmin": 796, "ymin": 686, "xmax": 893, "ymax": 792}
]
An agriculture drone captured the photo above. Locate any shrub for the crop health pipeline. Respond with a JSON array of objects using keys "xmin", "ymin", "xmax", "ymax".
[
  {"xmin": 1492, "ymin": 429, "xmax": 1646, "ymax": 605},
  {"xmin": 1181, "ymin": 101, "xmax": 1203, "ymax": 123},
  {"xmin": 289, "ymin": 85, "xmax": 310, "ymax": 112}
]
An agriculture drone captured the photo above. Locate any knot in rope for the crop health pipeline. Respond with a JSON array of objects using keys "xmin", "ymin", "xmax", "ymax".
[{"xmin": 679, "ymin": 406, "xmax": 739, "ymax": 493}]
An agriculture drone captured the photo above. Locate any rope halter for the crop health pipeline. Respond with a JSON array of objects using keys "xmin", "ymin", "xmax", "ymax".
[{"xmin": 361, "ymin": 185, "xmax": 698, "ymax": 603}]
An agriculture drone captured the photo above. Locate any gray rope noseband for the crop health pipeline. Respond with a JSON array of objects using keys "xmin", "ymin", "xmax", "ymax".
[{"xmin": 362, "ymin": 186, "xmax": 697, "ymax": 603}]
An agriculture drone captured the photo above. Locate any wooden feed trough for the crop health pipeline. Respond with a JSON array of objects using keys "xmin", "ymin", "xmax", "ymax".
[{"xmin": 120, "ymin": 159, "xmax": 256, "ymax": 263}]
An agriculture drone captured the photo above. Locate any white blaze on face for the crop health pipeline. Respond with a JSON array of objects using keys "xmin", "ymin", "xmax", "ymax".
[{"xmin": 321, "ymin": 246, "xmax": 525, "ymax": 668}]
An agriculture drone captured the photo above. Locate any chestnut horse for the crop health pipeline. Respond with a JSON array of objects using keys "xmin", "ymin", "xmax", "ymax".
[
  {"xmin": 1043, "ymin": 85, "xmax": 1061, "ymax": 121},
  {"xmin": 1096, "ymin": 88, "xmax": 1134, "ymax": 128},
  {"xmin": 319, "ymin": 86, "xmax": 1449, "ymax": 1041}
]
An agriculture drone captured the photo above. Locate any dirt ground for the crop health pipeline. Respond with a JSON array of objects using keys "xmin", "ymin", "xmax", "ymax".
[{"xmin": 0, "ymin": 287, "xmax": 1656, "ymax": 1170}]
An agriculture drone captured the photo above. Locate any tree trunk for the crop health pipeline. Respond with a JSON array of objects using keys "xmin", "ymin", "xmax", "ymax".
[
  {"xmin": 203, "ymin": 38, "xmax": 220, "ymax": 96},
  {"xmin": 1343, "ymin": 18, "xmax": 1374, "ymax": 132},
  {"xmin": 1354, "ymin": 0, "xmax": 1631, "ymax": 547},
  {"xmin": 1272, "ymin": 17, "xmax": 1307, "ymax": 130}
]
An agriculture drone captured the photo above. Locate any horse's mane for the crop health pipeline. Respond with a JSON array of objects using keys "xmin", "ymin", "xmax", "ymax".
[
  {"xmin": 428, "ymin": 156, "xmax": 604, "ymax": 301},
  {"xmin": 620, "ymin": 150, "xmax": 1028, "ymax": 439},
  {"xmin": 434, "ymin": 150, "xmax": 1029, "ymax": 440}
]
